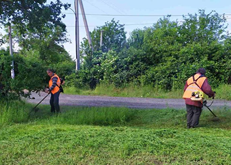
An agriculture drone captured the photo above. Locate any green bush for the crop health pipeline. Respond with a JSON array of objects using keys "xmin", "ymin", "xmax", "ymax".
[
  {"xmin": 0, "ymin": 50, "xmax": 47, "ymax": 100},
  {"xmin": 49, "ymin": 60, "xmax": 75, "ymax": 79},
  {"xmin": 72, "ymin": 10, "xmax": 231, "ymax": 91}
]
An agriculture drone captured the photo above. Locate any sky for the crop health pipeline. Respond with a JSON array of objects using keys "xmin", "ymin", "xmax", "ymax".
[{"xmin": 1, "ymin": 0, "xmax": 231, "ymax": 59}]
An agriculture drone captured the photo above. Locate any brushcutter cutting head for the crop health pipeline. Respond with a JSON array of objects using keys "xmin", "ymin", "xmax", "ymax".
[
  {"xmin": 208, "ymin": 116, "xmax": 220, "ymax": 122},
  {"xmin": 34, "ymin": 108, "xmax": 40, "ymax": 113},
  {"xmin": 211, "ymin": 117, "xmax": 220, "ymax": 122}
]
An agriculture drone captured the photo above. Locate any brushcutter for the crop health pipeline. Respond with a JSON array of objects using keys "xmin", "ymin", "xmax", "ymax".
[
  {"xmin": 28, "ymin": 92, "xmax": 50, "ymax": 116},
  {"xmin": 191, "ymin": 91, "xmax": 219, "ymax": 120},
  {"xmin": 203, "ymin": 99, "xmax": 217, "ymax": 117}
]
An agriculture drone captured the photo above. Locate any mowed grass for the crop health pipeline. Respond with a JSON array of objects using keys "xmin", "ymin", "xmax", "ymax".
[{"xmin": 0, "ymin": 101, "xmax": 231, "ymax": 164}]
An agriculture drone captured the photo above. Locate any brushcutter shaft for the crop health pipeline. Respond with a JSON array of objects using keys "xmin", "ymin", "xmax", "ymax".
[
  {"xmin": 29, "ymin": 93, "xmax": 50, "ymax": 115},
  {"xmin": 204, "ymin": 105, "xmax": 217, "ymax": 117}
]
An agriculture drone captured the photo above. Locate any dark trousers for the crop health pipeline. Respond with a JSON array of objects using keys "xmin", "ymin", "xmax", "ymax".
[
  {"xmin": 186, "ymin": 104, "xmax": 202, "ymax": 128},
  {"xmin": 50, "ymin": 91, "xmax": 60, "ymax": 113}
]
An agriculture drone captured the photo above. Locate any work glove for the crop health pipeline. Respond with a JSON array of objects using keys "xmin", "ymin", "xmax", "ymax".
[
  {"xmin": 209, "ymin": 91, "xmax": 216, "ymax": 99},
  {"xmin": 44, "ymin": 88, "xmax": 50, "ymax": 93},
  {"xmin": 213, "ymin": 91, "xmax": 216, "ymax": 99}
]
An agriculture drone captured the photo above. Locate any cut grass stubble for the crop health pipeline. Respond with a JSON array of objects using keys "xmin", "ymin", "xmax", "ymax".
[{"xmin": 0, "ymin": 101, "xmax": 231, "ymax": 164}]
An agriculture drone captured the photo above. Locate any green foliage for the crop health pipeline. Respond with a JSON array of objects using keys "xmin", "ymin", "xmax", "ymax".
[
  {"xmin": 74, "ymin": 10, "xmax": 231, "ymax": 91},
  {"xmin": 0, "ymin": 49, "xmax": 74, "ymax": 100},
  {"xmin": 0, "ymin": 0, "xmax": 74, "ymax": 99},
  {"xmin": 0, "ymin": 49, "xmax": 47, "ymax": 100},
  {"xmin": 13, "ymin": 25, "xmax": 70, "ymax": 63},
  {"xmin": 81, "ymin": 19, "xmax": 126, "ymax": 53},
  {"xmin": 49, "ymin": 60, "xmax": 75, "ymax": 79},
  {"xmin": 64, "ymin": 83, "xmax": 231, "ymax": 101},
  {"xmin": 0, "ymin": 0, "xmax": 70, "ymax": 34},
  {"xmin": 65, "ymin": 69, "xmax": 99, "ymax": 90}
]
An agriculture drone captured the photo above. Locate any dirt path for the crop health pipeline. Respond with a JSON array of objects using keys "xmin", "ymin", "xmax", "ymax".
[{"xmin": 26, "ymin": 92, "xmax": 231, "ymax": 109}]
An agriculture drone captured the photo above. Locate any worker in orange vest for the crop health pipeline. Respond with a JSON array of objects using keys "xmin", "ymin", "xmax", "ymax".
[
  {"xmin": 45, "ymin": 69, "xmax": 61, "ymax": 113},
  {"xmin": 183, "ymin": 68, "xmax": 215, "ymax": 128}
]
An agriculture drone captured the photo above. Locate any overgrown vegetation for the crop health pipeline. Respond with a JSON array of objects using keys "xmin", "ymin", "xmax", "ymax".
[
  {"xmin": 0, "ymin": 101, "xmax": 135, "ymax": 126},
  {"xmin": 64, "ymin": 84, "xmax": 184, "ymax": 98},
  {"xmin": 1, "ymin": 8, "xmax": 231, "ymax": 99},
  {"xmin": 65, "ymin": 10, "xmax": 231, "ymax": 92},
  {"xmin": 64, "ymin": 83, "xmax": 231, "ymax": 101},
  {"xmin": 0, "ymin": 1, "xmax": 75, "ymax": 100},
  {"xmin": 0, "ymin": 101, "xmax": 231, "ymax": 164},
  {"xmin": 1, "ymin": 2, "xmax": 231, "ymax": 164},
  {"xmin": 0, "ymin": 101, "xmax": 29, "ymax": 125}
]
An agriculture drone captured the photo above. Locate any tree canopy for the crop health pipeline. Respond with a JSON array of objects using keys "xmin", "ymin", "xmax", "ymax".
[
  {"xmin": 0, "ymin": 0, "xmax": 75, "ymax": 100},
  {"xmin": 68, "ymin": 10, "xmax": 231, "ymax": 90},
  {"xmin": 0, "ymin": 0, "xmax": 70, "ymax": 33}
]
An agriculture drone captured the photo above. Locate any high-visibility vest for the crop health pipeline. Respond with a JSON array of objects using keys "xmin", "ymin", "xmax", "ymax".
[
  {"xmin": 183, "ymin": 73, "xmax": 207, "ymax": 99},
  {"xmin": 49, "ymin": 74, "xmax": 61, "ymax": 94}
]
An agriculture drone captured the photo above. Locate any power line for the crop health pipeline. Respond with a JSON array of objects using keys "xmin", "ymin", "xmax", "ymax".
[
  {"xmin": 65, "ymin": 18, "xmax": 231, "ymax": 28},
  {"xmin": 66, "ymin": 19, "xmax": 231, "ymax": 28},
  {"xmin": 66, "ymin": 23, "xmax": 154, "ymax": 27},
  {"xmin": 83, "ymin": 0, "xmax": 108, "ymax": 14},
  {"xmin": 63, "ymin": 13, "xmax": 231, "ymax": 17},
  {"xmin": 98, "ymin": 0, "xmax": 125, "ymax": 15},
  {"xmin": 64, "ymin": 13, "xmax": 182, "ymax": 17}
]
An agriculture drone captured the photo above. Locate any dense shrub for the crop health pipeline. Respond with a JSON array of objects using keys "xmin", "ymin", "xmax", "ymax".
[
  {"xmin": 70, "ymin": 10, "xmax": 231, "ymax": 90},
  {"xmin": 0, "ymin": 50, "xmax": 46, "ymax": 100}
]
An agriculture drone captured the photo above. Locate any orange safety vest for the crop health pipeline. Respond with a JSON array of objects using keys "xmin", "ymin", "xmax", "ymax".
[
  {"xmin": 183, "ymin": 73, "xmax": 207, "ymax": 99},
  {"xmin": 49, "ymin": 74, "xmax": 61, "ymax": 94}
]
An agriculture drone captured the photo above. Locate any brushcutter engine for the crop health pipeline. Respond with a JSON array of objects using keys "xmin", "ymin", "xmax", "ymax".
[{"xmin": 191, "ymin": 91, "xmax": 204, "ymax": 101}]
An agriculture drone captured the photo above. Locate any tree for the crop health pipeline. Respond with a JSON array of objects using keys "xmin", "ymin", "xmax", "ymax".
[
  {"xmin": 81, "ymin": 19, "xmax": 126, "ymax": 54},
  {"xmin": 0, "ymin": 0, "xmax": 75, "ymax": 98},
  {"xmin": 13, "ymin": 26, "xmax": 70, "ymax": 64},
  {"xmin": 0, "ymin": 0, "xmax": 70, "ymax": 34},
  {"xmin": 179, "ymin": 10, "xmax": 227, "ymax": 45},
  {"xmin": 127, "ymin": 29, "xmax": 145, "ymax": 49},
  {"xmin": 143, "ymin": 17, "xmax": 179, "ymax": 66},
  {"xmin": 69, "ymin": 10, "xmax": 231, "ymax": 91},
  {"xmin": 15, "ymin": 25, "xmax": 75, "ymax": 79},
  {"xmin": 0, "ymin": 49, "xmax": 47, "ymax": 100}
]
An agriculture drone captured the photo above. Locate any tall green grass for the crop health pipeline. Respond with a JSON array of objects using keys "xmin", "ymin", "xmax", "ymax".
[
  {"xmin": 1, "ymin": 99, "xmax": 231, "ymax": 129},
  {"xmin": 64, "ymin": 84, "xmax": 183, "ymax": 98},
  {"xmin": 0, "ymin": 101, "xmax": 135, "ymax": 126},
  {"xmin": 0, "ymin": 107, "xmax": 231, "ymax": 164},
  {"xmin": 64, "ymin": 83, "xmax": 231, "ymax": 100},
  {"xmin": 0, "ymin": 101, "xmax": 29, "ymax": 125},
  {"xmin": 1, "ymin": 101, "xmax": 231, "ymax": 164},
  {"xmin": 215, "ymin": 84, "xmax": 231, "ymax": 100},
  {"xmin": 39, "ymin": 107, "xmax": 135, "ymax": 126},
  {"xmin": 63, "ymin": 86, "xmax": 81, "ymax": 95}
]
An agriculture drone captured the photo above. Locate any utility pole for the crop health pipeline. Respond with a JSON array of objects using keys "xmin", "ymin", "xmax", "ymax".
[
  {"xmin": 79, "ymin": 0, "xmax": 93, "ymax": 52},
  {"xmin": 100, "ymin": 30, "xmax": 104, "ymax": 49},
  {"xmin": 73, "ymin": 0, "xmax": 93, "ymax": 70},
  {"xmin": 74, "ymin": 0, "xmax": 80, "ymax": 71},
  {"xmin": 8, "ymin": 25, "xmax": 15, "ymax": 79}
]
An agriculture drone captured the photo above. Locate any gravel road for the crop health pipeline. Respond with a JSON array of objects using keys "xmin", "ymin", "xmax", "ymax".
[{"xmin": 26, "ymin": 92, "xmax": 231, "ymax": 109}]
